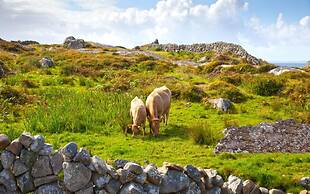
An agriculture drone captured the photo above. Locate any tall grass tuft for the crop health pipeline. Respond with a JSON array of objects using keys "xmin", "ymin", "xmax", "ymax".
[
  {"xmin": 185, "ymin": 123, "xmax": 219, "ymax": 145},
  {"xmin": 25, "ymin": 88, "xmax": 132, "ymax": 134}
]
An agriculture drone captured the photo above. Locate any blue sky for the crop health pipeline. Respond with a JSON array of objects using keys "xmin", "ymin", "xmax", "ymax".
[{"xmin": 0, "ymin": 0, "xmax": 309, "ymax": 62}]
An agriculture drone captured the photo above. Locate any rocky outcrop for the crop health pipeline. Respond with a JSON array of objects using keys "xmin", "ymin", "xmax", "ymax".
[
  {"xmin": 269, "ymin": 67, "xmax": 304, "ymax": 75},
  {"xmin": 63, "ymin": 36, "xmax": 86, "ymax": 49},
  {"xmin": 145, "ymin": 41, "xmax": 261, "ymax": 65},
  {"xmin": 0, "ymin": 132, "xmax": 301, "ymax": 193},
  {"xmin": 11, "ymin": 40, "xmax": 39, "ymax": 45},
  {"xmin": 215, "ymin": 119, "xmax": 310, "ymax": 153}
]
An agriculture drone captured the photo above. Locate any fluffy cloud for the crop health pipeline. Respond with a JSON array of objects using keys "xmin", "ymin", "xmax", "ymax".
[
  {"xmin": 0, "ymin": 0, "xmax": 309, "ymax": 61},
  {"xmin": 0, "ymin": 0, "xmax": 248, "ymax": 46}
]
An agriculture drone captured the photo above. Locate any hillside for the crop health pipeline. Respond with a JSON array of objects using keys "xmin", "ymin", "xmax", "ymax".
[{"xmin": 0, "ymin": 37, "xmax": 310, "ymax": 193}]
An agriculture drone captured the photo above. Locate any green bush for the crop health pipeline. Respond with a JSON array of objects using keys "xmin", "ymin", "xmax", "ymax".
[
  {"xmin": 250, "ymin": 77, "xmax": 283, "ymax": 96},
  {"xmin": 183, "ymin": 86, "xmax": 206, "ymax": 102},
  {"xmin": 206, "ymin": 81, "xmax": 247, "ymax": 103}
]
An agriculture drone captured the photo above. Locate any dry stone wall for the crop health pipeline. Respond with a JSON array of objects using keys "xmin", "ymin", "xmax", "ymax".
[
  {"xmin": 145, "ymin": 42, "xmax": 261, "ymax": 66},
  {"xmin": 0, "ymin": 132, "xmax": 308, "ymax": 194}
]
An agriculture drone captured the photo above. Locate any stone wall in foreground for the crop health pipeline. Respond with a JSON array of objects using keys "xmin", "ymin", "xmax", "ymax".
[{"xmin": 0, "ymin": 132, "xmax": 308, "ymax": 194}]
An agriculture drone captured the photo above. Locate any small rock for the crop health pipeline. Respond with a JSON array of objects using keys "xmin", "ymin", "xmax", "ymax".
[
  {"xmin": 107, "ymin": 164, "xmax": 119, "ymax": 179},
  {"xmin": 30, "ymin": 135, "xmax": 45, "ymax": 152},
  {"xmin": 6, "ymin": 139, "xmax": 23, "ymax": 155},
  {"xmin": 105, "ymin": 179, "xmax": 121, "ymax": 194},
  {"xmin": 76, "ymin": 186, "xmax": 94, "ymax": 194},
  {"xmin": 243, "ymin": 179, "xmax": 260, "ymax": 194},
  {"xmin": 259, "ymin": 187, "xmax": 269, "ymax": 194},
  {"xmin": 184, "ymin": 164, "xmax": 201, "ymax": 182},
  {"xmin": 20, "ymin": 148, "xmax": 37, "ymax": 168},
  {"xmin": 299, "ymin": 190, "xmax": 310, "ymax": 194},
  {"xmin": 18, "ymin": 132, "xmax": 33, "ymax": 148},
  {"xmin": 61, "ymin": 142, "xmax": 78, "ymax": 161},
  {"xmin": 117, "ymin": 168, "xmax": 136, "ymax": 184},
  {"xmin": 269, "ymin": 189, "xmax": 285, "ymax": 194},
  {"xmin": 34, "ymin": 182, "xmax": 66, "ymax": 194},
  {"xmin": 159, "ymin": 169, "xmax": 190, "ymax": 193},
  {"xmin": 73, "ymin": 148, "xmax": 91, "ymax": 165},
  {"xmin": 16, "ymin": 171, "xmax": 35, "ymax": 193},
  {"xmin": 34, "ymin": 175, "xmax": 58, "ymax": 187},
  {"xmin": 144, "ymin": 164, "xmax": 162, "ymax": 185},
  {"xmin": 1, "ymin": 150, "xmax": 15, "ymax": 169},
  {"xmin": 39, "ymin": 143, "xmax": 53, "ymax": 156},
  {"xmin": 206, "ymin": 187, "xmax": 221, "ymax": 194},
  {"xmin": 63, "ymin": 162, "xmax": 92, "ymax": 192},
  {"xmin": 300, "ymin": 177, "xmax": 310, "ymax": 189},
  {"xmin": 124, "ymin": 162, "xmax": 143, "ymax": 175},
  {"xmin": 50, "ymin": 151, "xmax": 64, "ymax": 175},
  {"xmin": 119, "ymin": 182, "xmax": 144, "ymax": 194},
  {"xmin": 227, "ymin": 175, "xmax": 243, "ymax": 194},
  {"xmin": 40, "ymin": 57, "xmax": 54, "ymax": 68},
  {"xmin": 0, "ymin": 169, "xmax": 18, "ymax": 191},
  {"xmin": 0, "ymin": 185, "xmax": 6, "ymax": 193},
  {"xmin": 114, "ymin": 159, "xmax": 129, "ymax": 169},
  {"xmin": 91, "ymin": 156, "xmax": 108, "ymax": 175},
  {"xmin": 96, "ymin": 189, "xmax": 109, "ymax": 194},
  {"xmin": 92, "ymin": 173, "xmax": 111, "ymax": 189},
  {"xmin": 12, "ymin": 159, "xmax": 28, "ymax": 176},
  {"xmin": 0, "ymin": 134, "xmax": 10, "ymax": 150},
  {"xmin": 31, "ymin": 156, "xmax": 53, "ymax": 178},
  {"xmin": 134, "ymin": 172, "xmax": 147, "ymax": 184},
  {"xmin": 143, "ymin": 184, "xmax": 160, "ymax": 194},
  {"xmin": 180, "ymin": 181, "xmax": 201, "ymax": 194}
]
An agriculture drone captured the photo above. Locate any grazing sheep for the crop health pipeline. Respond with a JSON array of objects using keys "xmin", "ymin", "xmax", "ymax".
[
  {"xmin": 128, "ymin": 97, "xmax": 147, "ymax": 136},
  {"xmin": 154, "ymin": 86, "xmax": 171, "ymax": 125}
]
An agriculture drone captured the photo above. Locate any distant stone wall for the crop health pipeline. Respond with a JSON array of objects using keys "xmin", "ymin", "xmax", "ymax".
[
  {"xmin": 0, "ymin": 132, "xmax": 308, "ymax": 194},
  {"xmin": 145, "ymin": 42, "xmax": 261, "ymax": 66}
]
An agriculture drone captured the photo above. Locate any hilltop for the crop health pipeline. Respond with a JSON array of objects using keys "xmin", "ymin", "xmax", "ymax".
[{"xmin": 0, "ymin": 36, "xmax": 310, "ymax": 193}]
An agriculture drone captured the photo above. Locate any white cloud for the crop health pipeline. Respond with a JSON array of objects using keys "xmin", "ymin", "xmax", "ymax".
[
  {"xmin": 239, "ymin": 13, "xmax": 310, "ymax": 61},
  {"xmin": 0, "ymin": 0, "xmax": 309, "ymax": 61},
  {"xmin": 0, "ymin": 0, "xmax": 248, "ymax": 46}
]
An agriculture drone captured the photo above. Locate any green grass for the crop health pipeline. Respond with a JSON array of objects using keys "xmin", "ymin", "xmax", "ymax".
[{"xmin": 0, "ymin": 43, "xmax": 310, "ymax": 193}]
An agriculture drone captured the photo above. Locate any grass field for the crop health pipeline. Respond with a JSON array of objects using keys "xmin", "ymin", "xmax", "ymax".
[{"xmin": 0, "ymin": 43, "xmax": 310, "ymax": 192}]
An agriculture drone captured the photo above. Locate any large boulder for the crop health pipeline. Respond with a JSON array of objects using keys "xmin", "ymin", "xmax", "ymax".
[
  {"xmin": 1, "ymin": 150, "xmax": 15, "ymax": 169},
  {"xmin": 159, "ymin": 169, "xmax": 190, "ymax": 193},
  {"xmin": 63, "ymin": 36, "xmax": 86, "ymax": 49},
  {"xmin": 16, "ymin": 171, "xmax": 35, "ymax": 193},
  {"xmin": 39, "ymin": 57, "xmax": 54, "ymax": 68},
  {"xmin": 61, "ymin": 142, "xmax": 78, "ymax": 161},
  {"xmin": 0, "ymin": 169, "xmax": 18, "ymax": 192},
  {"xmin": 63, "ymin": 162, "xmax": 92, "ymax": 192},
  {"xmin": 208, "ymin": 98, "xmax": 232, "ymax": 112}
]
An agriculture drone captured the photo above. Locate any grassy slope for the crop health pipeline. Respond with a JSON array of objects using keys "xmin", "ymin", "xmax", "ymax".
[{"xmin": 0, "ymin": 43, "xmax": 310, "ymax": 192}]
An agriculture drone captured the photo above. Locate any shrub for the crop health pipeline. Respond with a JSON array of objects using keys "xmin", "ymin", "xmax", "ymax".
[
  {"xmin": 223, "ymin": 63, "xmax": 257, "ymax": 73},
  {"xmin": 257, "ymin": 63, "xmax": 277, "ymax": 73},
  {"xmin": 221, "ymin": 74, "xmax": 243, "ymax": 86},
  {"xmin": 205, "ymin": 81, "xmax": 247, "ymax": 103},
  {"xmin": 22, "ymin": 80, "xmax": 38, "ymax": 88},
  {"xmin": 198, "ymin": 61, "xmax": 222, "ymax": 74},
  {"xmin": 185, "ymin": 123, "xmax": 218, "ymax": 145},
  {"xmin": 183, "ymin": 86, "xmax": 206, "ymax": 102},
  {"xmin": 0, "ymin": 86, "xmax": 27, "ymax": 104},
  {"xmin": 250, "ymin": 77, "xmax": 283, "ymax": 96}
]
